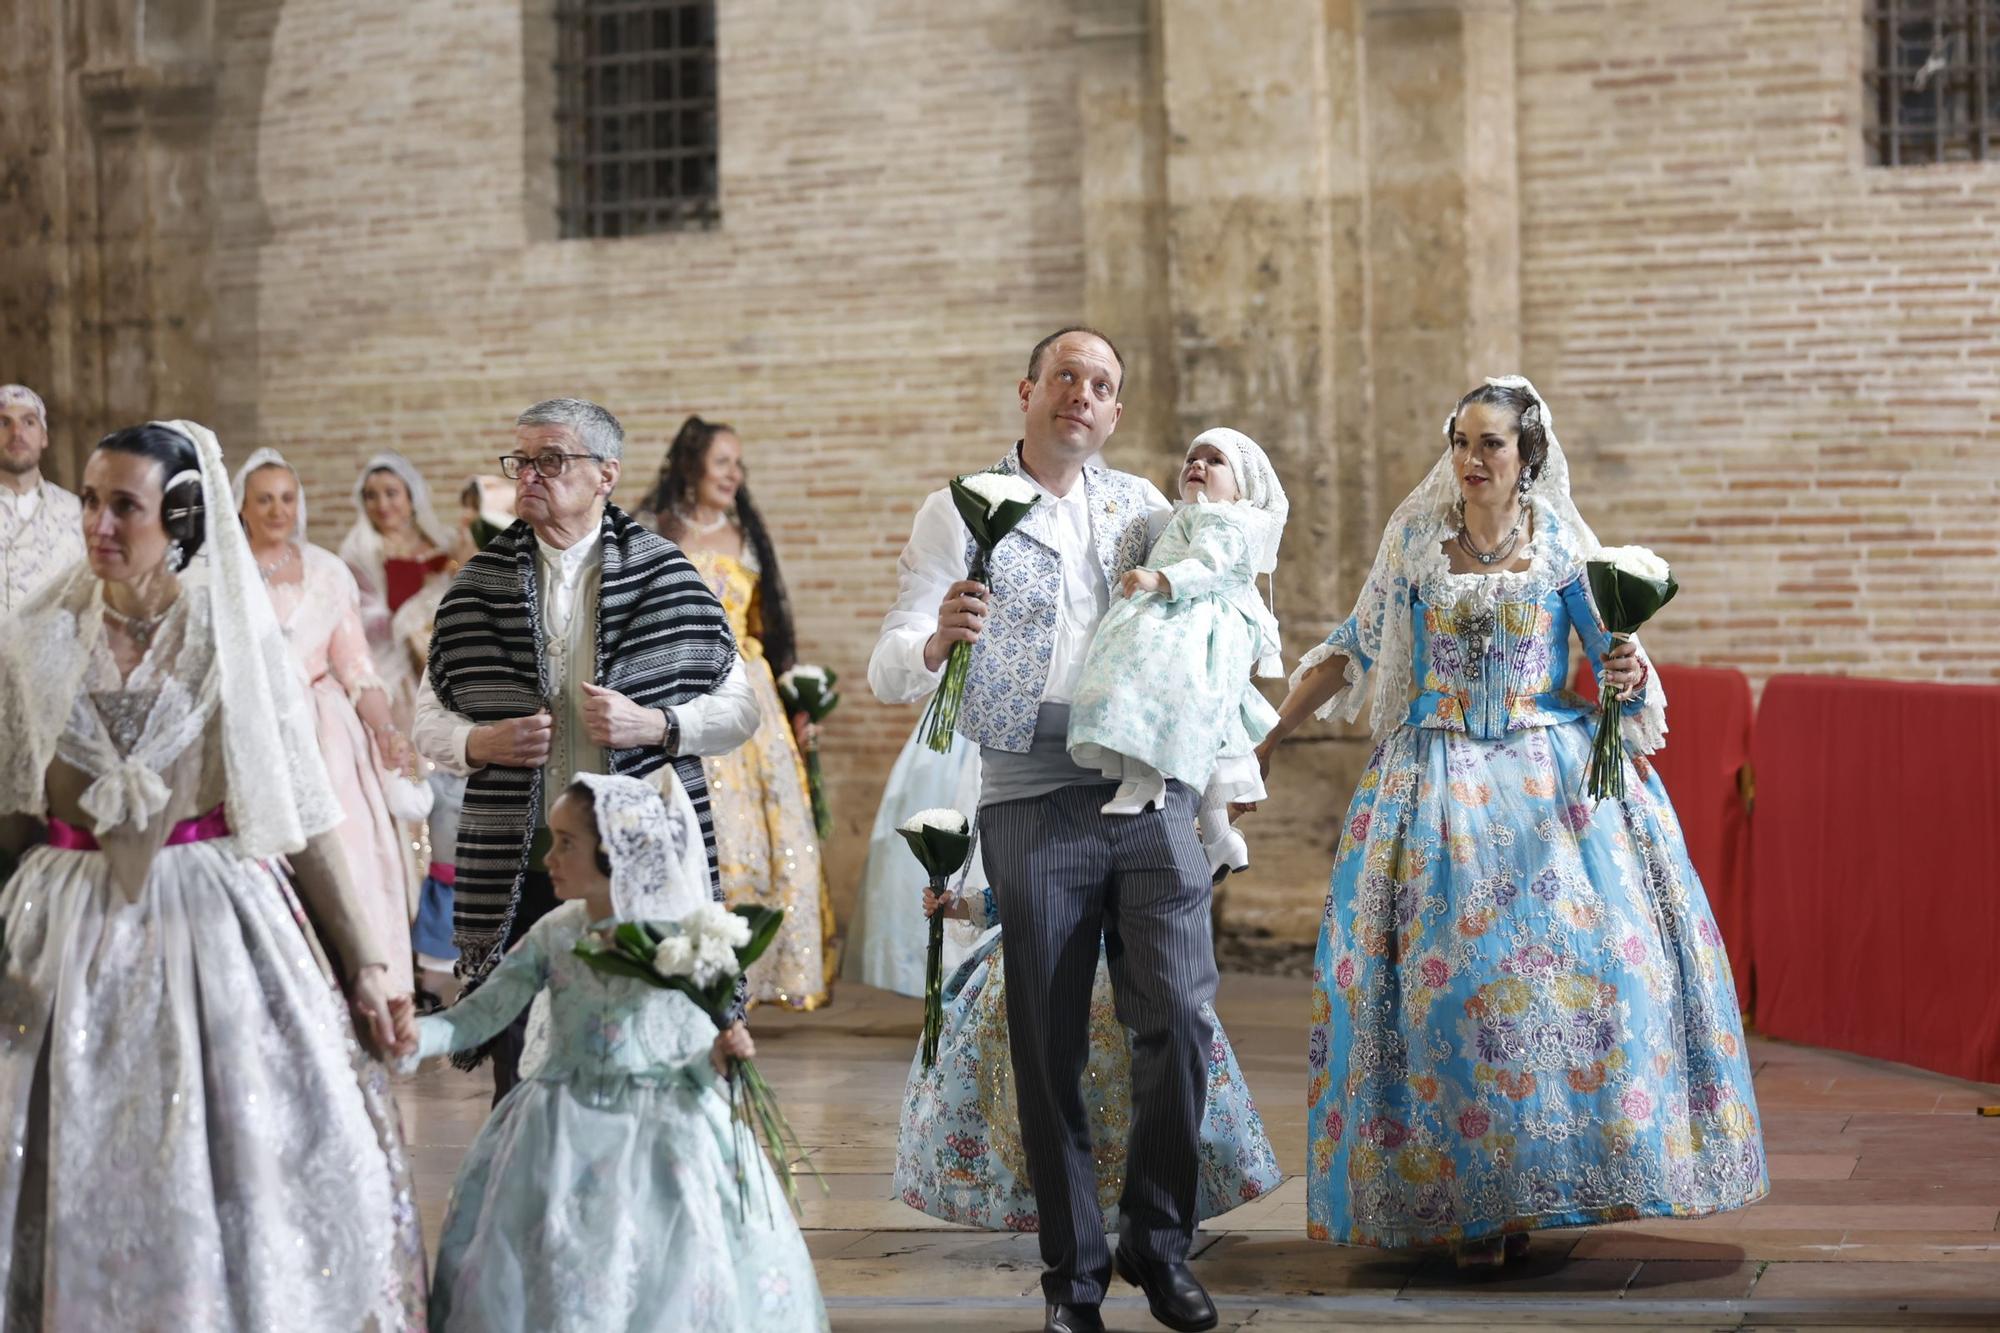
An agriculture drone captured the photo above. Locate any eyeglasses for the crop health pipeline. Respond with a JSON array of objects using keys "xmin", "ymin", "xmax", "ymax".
[{"xmin": 498, "ymin": 452, "xmax": 600, "ymax": 480}]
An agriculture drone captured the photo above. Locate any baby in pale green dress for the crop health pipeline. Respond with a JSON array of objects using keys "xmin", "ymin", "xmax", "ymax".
[{"xmin": 1068, "ymin": 428, "xmax": 1289, "ymax": 878}]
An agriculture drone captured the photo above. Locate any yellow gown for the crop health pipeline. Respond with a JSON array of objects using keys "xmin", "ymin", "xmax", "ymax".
[{"xmin": 689, "ymin": 547, "xmax": 834, "ymax": 1009}]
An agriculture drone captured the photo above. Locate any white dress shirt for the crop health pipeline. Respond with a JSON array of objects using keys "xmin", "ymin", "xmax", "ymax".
[
  {"xmin": 868, "ymin": 466, "xmax": 1169, "ymax": 707},
  {"xmin": 412, "ymin": 526, "xmax": 760, "ymax": 791}
]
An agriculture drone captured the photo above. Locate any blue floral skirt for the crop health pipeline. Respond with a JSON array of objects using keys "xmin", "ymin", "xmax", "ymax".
[
  {"xmin": 1305, "ymin": 718, "xmax": 1767, "ymax": 1248},
  {"xmin": 896, "ymin": 932, "xmax": 1282, "ymax": 1231}
]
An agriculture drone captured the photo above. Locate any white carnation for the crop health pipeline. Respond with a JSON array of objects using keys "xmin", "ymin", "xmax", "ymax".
[
  {"xmin": 780, "ymin": 663, "xmax": 829, "ymax": 689},
  {"xmin": 900, "ymin": 807, "xmax": 968, "ymax": 835},
  {"xmin": 708, "ymin": 908, "xmax": 752, "ymax": 950},
  {"xmin": 651, "ymin": 933, "xmax": 694, "ymax": 978},
  {"xmin": 958, "ymin": 471, "xmax": 1038, "ymax": 517},
  {"xmin": 690, "ymin": 934, "xmax": 740, "ymax": 988},
  {"xmin": 1593, "ymin": 545, "xmax": 1671, "ymax": 583}
]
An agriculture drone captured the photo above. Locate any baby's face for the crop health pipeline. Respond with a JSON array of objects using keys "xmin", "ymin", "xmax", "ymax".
[{"xmin": 1179, "ymin": 444, "xmax": 1240, "ymax": 503}]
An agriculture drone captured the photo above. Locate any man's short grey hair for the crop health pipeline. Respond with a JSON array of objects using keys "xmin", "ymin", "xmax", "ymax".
[
  {"xmin": 0, "ymin": 385, "xmax": 47, "ymax": 428},
  {"xmin": 516, "ymin": 397, "xmax": 624, "ymax": 462}
]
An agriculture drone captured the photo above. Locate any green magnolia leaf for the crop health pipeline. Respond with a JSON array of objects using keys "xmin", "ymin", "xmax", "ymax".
[
  {"xmin": 1586, "ymin": 562, "xmax": 1680, "ymax": 637},
  {"xmin": 613, "ymin": 921, "xmax": 657, "ymax": 959},
  {"xmin": 896, "ymin": 826, "xmax": 940, "ymax": 876},
  {"xmin": 735, "ymin": 905, "xmax": 786, "ymax": 969},
  {"xmin": 572, "ymin": 947, "xmax": 662, "ymax": 985}
]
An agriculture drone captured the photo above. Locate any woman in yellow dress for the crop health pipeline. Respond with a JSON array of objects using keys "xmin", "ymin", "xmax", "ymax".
[{"xmin": 643, "ymin": 415, "xmax": 833, "ymax": 1009}]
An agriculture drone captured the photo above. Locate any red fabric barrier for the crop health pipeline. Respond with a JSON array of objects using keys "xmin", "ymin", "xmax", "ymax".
[
  {"xmin": 1572, "ymin": 659, "xmax": 1756, "ymax": 1004},
  {"xmin": 1751, "ymin": 675, "xmax": 2000, "ymax": 1084}
]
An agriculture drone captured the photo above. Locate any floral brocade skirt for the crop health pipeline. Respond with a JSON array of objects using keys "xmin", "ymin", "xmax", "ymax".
[
  {"xmin": 1306, "ymin": 719, "xmax": 1768, "ymax": 1248},
  {"xmin": 0, "ymin": 840, "xmax": 427, "ymax": 1329},
  {"xmin": 702, "ymin": 654, "xmax": 834, "ymax": 1010},
  {"xmin": 895, "ymin": 931, "xmax": 1281, "ymax": 1230}
]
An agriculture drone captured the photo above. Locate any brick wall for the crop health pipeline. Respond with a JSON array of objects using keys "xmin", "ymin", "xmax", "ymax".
[
  {"xmin": 206, "ymin": 0, "xmax": 1099, "ymax": 914},
  {"xmin": 1516, "ymin": 0, "xmax": 2000, "ymax": 687}
]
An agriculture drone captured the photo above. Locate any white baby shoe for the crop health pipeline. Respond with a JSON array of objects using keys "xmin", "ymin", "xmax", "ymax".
[
  {"xmin": 1101, "ymin": 773, "xmax": 1168, "ymax": 815},
  {"xmin": 1204, "ymin": 826, "xmax": 1250, "ymax": 882}
]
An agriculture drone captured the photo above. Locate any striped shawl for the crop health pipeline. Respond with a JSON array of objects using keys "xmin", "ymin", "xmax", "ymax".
[{"xmin": 428, "ymin": 504, "xmax": 737, "ymax": 1005}]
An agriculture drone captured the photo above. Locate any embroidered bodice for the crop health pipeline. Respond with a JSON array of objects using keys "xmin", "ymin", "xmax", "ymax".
[
  {"xmin": 416, "ymin": 901, "xmax": 721, "ymax": 1100},
  {"xmin": 1306, "ymin": 509, "xmax": 1652, "ymax": 746},
  {"xmin": 687, "ymin": 549, "xmax": 765, "ymax": 660}
]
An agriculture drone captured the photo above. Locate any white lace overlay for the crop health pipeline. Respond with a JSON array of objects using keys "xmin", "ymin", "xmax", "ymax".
[{"xmin": 1310, "ymin": 376, "xmax": 1668, "ymax": 753}]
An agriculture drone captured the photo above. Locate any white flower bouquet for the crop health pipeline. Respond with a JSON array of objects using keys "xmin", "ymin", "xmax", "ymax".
[
  {"xmin": 897, "ymin": 807, "xmax": 973, "ymax": 1068},
  {"xmin": 1583, "ymin": 545, "xmax": 1679, "ymax": 802},
  {"xmin": 918, "ymin": 471, "xmax": 1040, "ymax": 753},
  {"xmin": 775, "ymin": 663, "xmax": 840, "ymax": 839},
  {"xmin": 573, "ymin": 901, "xmax": 824, "ymax": 1215}
]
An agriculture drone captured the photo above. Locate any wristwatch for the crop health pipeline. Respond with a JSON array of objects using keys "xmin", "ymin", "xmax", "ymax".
[{"xmin": 661, "ymin": 708, "xmax": 681, "ymax": 755}]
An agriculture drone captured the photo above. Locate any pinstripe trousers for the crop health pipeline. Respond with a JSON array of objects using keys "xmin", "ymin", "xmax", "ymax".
[{"xmin": 982, "ymin": 779, "xmax": 1219, "ymax": 1305}]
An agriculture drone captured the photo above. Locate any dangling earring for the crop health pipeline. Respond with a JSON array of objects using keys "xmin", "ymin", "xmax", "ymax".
[{"xmin": 1517, "ymin": 472, "xmax": 1533, "ymax": 496}]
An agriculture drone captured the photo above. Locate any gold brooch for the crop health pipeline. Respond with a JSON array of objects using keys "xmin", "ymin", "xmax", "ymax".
[{"xmin": 1105, "ymin": 502, "xmax": 1118, "ymax": 515}]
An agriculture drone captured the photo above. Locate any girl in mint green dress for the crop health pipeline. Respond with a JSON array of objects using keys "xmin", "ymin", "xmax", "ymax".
[
  {"xmin": 405, "ymin": 772, "xmax": 827, "ymax": 1333},
  {"xmin": 1068, "ymin": 428, "xmax": 1288, "ymax": 876}
]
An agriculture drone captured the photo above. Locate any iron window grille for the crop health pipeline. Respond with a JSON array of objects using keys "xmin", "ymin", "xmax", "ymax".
[
  {"xmin": 555, "ymin": 0, "xmax": 719, "ymax": 237},
  {"xmin": 1864, "ymin": 1, "xmax": 2000, "ymax": 165}
]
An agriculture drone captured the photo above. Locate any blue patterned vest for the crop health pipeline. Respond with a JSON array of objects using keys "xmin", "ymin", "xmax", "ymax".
[{"xmin": 957, "ymin": 446, "xmax": 1156, "ymax": 753}]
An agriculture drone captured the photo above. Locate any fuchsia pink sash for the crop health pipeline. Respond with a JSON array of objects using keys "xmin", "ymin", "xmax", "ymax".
[{"xmin": 44, "ymin": 806, "xmax": 231, "ymax": 852}]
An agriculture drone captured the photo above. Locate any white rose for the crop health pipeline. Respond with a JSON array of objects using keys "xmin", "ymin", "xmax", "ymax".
[
  {"xmin": 900, "ymin": 807, "xmax": 968, "ymax": 836},
  {"xmin": 957, "ymin": 471, "xmax": 1038, "ymax": 517},
  {"xmin": 651, "ymin": 933, "xmax": 694, "ymax": 978},
  {"xmin": 1593, "ymin": 545, "xmax": 1671, "ymax": 583},
  {"xmin": 690, "ymin": 934, "xmax": 740, "ymax": 988}
]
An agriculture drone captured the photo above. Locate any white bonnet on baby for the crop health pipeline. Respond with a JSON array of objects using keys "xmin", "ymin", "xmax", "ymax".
[{"xmin": 1188, "ymin": 427, "xmax": 1288, "ymax": 575}]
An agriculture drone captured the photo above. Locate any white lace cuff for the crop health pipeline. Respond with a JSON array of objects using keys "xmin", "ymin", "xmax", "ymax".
[
  {"xmin": 346, "ymin": 673, "xmax": 389, "ymax": 708},
  {"xmin": 1292, "ymin": 641, "xmax": 1367, "ymax": 723}
]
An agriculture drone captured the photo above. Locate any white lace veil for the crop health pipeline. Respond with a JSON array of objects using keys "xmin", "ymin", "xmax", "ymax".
[
  {"xmin": 0, "ymin": 422, "xmax": 342, "ymax": 854},
  {"xmin": 1299, "ymin": 375, "xmax": 1667, "ymax": 752},
  {"xmin": 337, "ymin": 450, "xmax": 453, "ymax": 591},
  {"xmin": 574, "ymin": 771, "xmax": 709, "ymax": 922},
  {"xmin": 231, "ymin": 446, "xmax": 308, "ymax": 541}
]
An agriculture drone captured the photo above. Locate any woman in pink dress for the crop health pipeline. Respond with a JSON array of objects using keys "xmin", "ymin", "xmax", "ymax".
[{"xmin": 236, "ymin": 449, "xmax": 420, "ymax": 994}]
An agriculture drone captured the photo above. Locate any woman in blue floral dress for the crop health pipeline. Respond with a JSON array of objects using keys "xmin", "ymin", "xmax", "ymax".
[
  {"xmin": 894, "ymin": 883, "xmax": 1282, "ymax": 1231},
  {"xmin": 1258, "ymin": 377, "xmax": 1766, "ymax": 1265}
]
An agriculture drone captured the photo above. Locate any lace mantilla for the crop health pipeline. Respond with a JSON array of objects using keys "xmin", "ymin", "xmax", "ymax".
[{"xmin": 54, "ymin": 592, "xmax": 219, "ymax": 833}]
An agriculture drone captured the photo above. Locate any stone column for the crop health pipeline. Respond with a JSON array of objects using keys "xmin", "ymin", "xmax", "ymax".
[
  {"xmin": 1362, "ymin": 0, "xmax": 1521, "ymax": 512},
  {"xmin": 0, "ymin": 0, "xmax": 220, "ymax": 477}
]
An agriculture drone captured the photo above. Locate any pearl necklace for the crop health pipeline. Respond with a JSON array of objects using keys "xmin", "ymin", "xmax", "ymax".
[
  {"xmin": 103, "ymin": 599, "xmax": 172, "ymax": 647},
  {"xmin": 676, "ymin": 505, "xmax": 732, "ymax": 536},
  {"xmin": 255, "ymin": 544, "xmax": 298, "ymax": 582}
]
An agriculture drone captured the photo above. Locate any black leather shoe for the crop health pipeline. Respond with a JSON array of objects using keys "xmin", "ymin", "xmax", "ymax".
[
  {"xmin": 1044, "ymin": 1301, "xmax": 1105, "ymax": 1333},
  {"xmin": 1113, "ymin": 1247, "xmax": 1217, "ymax": 1332}
]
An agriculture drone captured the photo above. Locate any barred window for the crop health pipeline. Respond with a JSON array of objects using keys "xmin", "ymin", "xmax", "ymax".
[
  {"xmin": 556, "ymin": 0, "xmax": 719, "ymax": 237},
  {"xmin": 1865, "ymin": 1, "xmax": 2000, "ymax": 165}
]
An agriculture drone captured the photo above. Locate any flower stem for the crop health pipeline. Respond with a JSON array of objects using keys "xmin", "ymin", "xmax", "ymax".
[{"xmin": 922, "ymin": 882, "xmax": 946, "ymax": 1068}]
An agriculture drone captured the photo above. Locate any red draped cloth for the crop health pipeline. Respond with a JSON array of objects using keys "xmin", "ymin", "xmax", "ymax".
[
  {"xmin": 1648, "ymin": 665, "xmax": 1755, "ymax": 1007},
  {"xmin": 1751, "ymin": 675, "xmax": 2000, "ymax": 1084},
  {"xmin": 1573, "ymin": 659, "xmax": 1756, "ymax": 1004}
]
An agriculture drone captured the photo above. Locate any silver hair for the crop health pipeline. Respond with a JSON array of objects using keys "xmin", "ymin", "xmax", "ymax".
[
  {"xmin": 516, "ymin": 397, "xmax": 624, "ymax": 462},
  {"xmin": 0, "ymin": 385, "xmax": 48, "ymax": 428}
]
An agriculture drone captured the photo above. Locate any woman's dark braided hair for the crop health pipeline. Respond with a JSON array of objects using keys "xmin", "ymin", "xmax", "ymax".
[
  {"xmin": 1447, "ymin": 382, "xmax": 1550, "ymax": 487},
  {"xmin": 94, "ymin": 424, "xmax": 207, "ymax": 571},
  {"xmin": 642, "ymin": 415, "xmax": 799, "ymax": 676}
]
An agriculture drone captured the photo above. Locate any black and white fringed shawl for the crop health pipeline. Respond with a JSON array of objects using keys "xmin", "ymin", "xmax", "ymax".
[{"xmin": 429, "ymin": 503, "xmax": 737, "ymax": 1019}]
